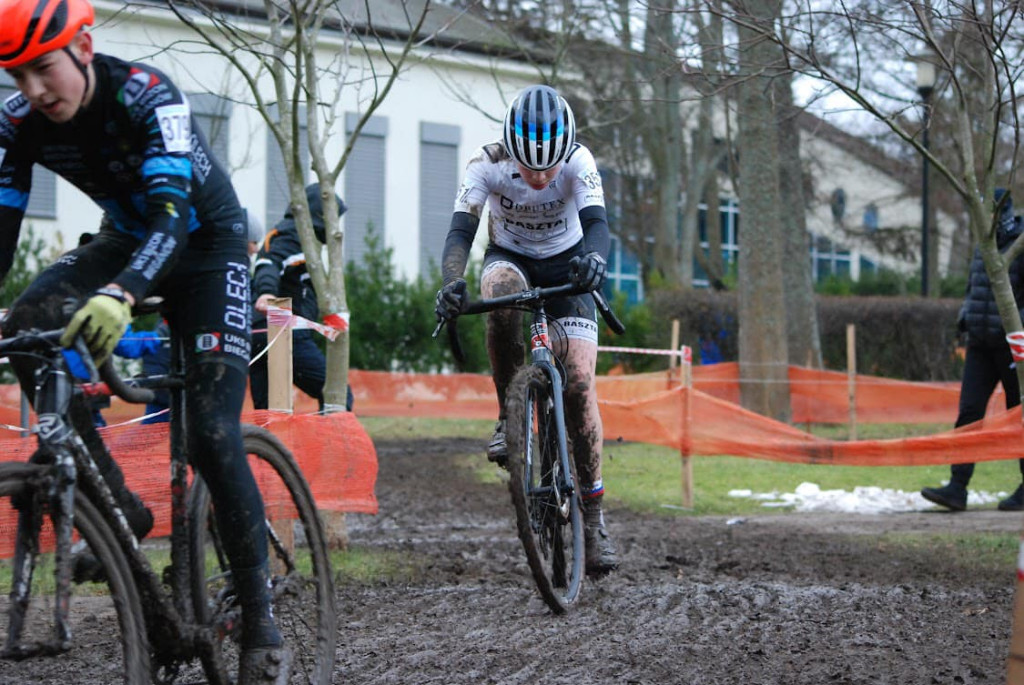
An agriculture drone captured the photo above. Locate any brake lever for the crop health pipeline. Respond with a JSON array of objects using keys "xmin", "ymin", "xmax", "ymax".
[
  {"xmin": 431, "ymin": 316, "xmax": 447, "ymax": 339},
  {"xmin": 73, "ymin": 336, "xmax": 100, "ymax": 383}
]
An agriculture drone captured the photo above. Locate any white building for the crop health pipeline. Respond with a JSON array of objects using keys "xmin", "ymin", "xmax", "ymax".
[
  {"xmin": 1, "ymin": 0, "xmax": 533, "ymax": 280},
  {"xmin": 1, "ymin": 0, "xmax": 959, "ymax": 295}
]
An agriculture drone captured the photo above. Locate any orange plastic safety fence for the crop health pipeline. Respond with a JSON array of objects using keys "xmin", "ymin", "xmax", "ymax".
[
  {"xmin": 0, "ymin": 410, "xmax": 377, "ymax": 559},
  {"xmin": 346, "ymin": 368, "xmax": 1019, "ymax": 468}
]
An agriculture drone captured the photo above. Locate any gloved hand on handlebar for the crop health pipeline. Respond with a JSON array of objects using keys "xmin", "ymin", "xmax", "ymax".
[
  {"xmin": 60, "ymin": 286, "xmax": 133, "ymax": 366},
  {"xmin": 435, "ymin": 278, "xmax": 468, "ymax": 320},
  {"xmin": 569, "ymin": 252, "xmax": 607, "ymax": 292}
]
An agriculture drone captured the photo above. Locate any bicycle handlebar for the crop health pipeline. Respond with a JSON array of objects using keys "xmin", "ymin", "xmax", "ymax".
[
  {"xmin": 0, "ymin": 328, "xmax": 156, "ymax": 405},
  {"xmin": 434, "ymin": 283, "xmax": 626, "ymax": 366}
]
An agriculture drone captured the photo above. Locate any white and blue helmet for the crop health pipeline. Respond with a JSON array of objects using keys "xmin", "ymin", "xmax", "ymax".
[{"xmin": 502, "ymin": 85, "xmax": 576, "ymax": 171}]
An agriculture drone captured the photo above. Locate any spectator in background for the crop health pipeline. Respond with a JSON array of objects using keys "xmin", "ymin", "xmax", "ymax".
[
  {"xmin": 250, "ymin": 185, "xmax": 353, "ymax": 412},
  {"xmin": 245, "ymin": 209, "xmax": 264, "ymax": 258},
  {"xmin": 115, "ymin": 319, "xmax": 171, "ymax": 424},
  {"xmin": 921, "ymin": 188, "xmax": 1024, "ymax": 512}
]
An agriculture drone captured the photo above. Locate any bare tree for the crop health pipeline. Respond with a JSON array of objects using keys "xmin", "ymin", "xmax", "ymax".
[
  {"xmin": 712, "ymin": 0, "xmax": 1024, "ymax": 667},
  {"xmin": 714, "ymin": 0, "xmax": 1024, "ymax": 387},
  {"xmin": 731, "ymin": 0, "xmax": 792, "ymax": 420},
  {"xmin": 158, "ymin": 0, "xmax": 435, "ymax": 547},
  {"xmin": 643, "ymin": 0, "xmax": 685, "ymax": 286},
  {"xmin": 776, "ymin": 73, "xmax": 823, "ymax": 368},
  {"xmin": 161, "ymin": 0, "xmax": 432, "ymax": 413}
]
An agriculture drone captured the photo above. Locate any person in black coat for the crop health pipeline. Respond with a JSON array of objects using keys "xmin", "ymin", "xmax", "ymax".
[
  {"xmin": 250, "ymin": 184, "xmax": 353, "ymax": 411},
  {"xmin": 921, "ymin": 189, "xmax": 1024, "ymax": 511}
]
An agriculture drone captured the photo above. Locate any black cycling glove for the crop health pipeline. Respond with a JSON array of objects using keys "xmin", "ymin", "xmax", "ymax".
[
  {"xmin": 435, "ymin": 278, "xmax": 468, "ymax": 320},
  {"xmin": 569, "ymin": 252, "xmax": 607, "ymax": 292}
]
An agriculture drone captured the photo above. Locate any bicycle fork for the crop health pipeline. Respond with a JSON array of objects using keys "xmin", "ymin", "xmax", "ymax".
[
  {"xmin": 5, "ymin": 365, "xmax": 78, "ymax": 657},
  {"xmin": 527, "ymin": 317, "xmax": 576, "ymax": 518}
]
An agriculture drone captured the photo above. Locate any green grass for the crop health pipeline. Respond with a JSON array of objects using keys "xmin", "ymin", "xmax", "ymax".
[
  {"xmin": 602, "ymin": 442, "xmax": 1023, "ymax": 515},
  {"xmin": 875, "ymin": 531, "xmax": 1018, "ymax": 569},
  {"xmin": 330, "ymin": 547, "xmax": 423, "ymax": 585},
  {"xmin": 360, "ymin": 416, "xmax": 494, "ymax": 441},
  {"xmin": 361, "ymin": 416, "xmax": 1024, "ymax": 516}
]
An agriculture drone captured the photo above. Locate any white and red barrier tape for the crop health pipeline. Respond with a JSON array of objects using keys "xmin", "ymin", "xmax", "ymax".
[
  {"xmin": 1008, "ymin": 331, "xmax": 1024, "ymax": 363},
  {"xmin": 598, "ymin": 345, "xmax": 692, "ymax": 363},
  {"xmin": 266, "ymin": 306, "xmax": 347, "ymax": 341}
]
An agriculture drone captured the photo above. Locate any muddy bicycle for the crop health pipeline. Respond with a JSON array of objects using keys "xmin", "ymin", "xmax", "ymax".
[
  {"xmin": 0, "ymin": 314, "xmax": 336, "ymax": 684},
  {"xmin": 435, "ymin": 282, "xmax": 624, "ymax": 613}
]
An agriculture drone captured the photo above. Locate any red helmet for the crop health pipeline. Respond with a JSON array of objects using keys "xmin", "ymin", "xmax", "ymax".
[{"xmin": 0, "ymin": 0, "xmax": 94, "ymax": 68}]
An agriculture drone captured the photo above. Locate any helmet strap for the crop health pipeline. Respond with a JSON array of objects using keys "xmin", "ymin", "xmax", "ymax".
[{"xmin": 62, "ymin": 45, "xmax": 91, "ymax": 112}]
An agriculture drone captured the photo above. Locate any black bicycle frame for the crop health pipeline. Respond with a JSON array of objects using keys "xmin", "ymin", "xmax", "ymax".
[
  {"xmin": 0, "ymin": 328, "xmax": 212, "ymax": 671},
  {"xmin": 523, "ymin": 308, "xmax": 575, "ymax": 506}
]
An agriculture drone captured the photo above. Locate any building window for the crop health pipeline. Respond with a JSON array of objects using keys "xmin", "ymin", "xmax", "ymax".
[
  {"xmin": 344, "ymin": 113, "xmax": 388, "ymax": 266},
  {"xmin": 188, "ymin": 92, "xmax": 232, "ymax": 173},
  {"xmin": 859, "ymin": 255, "xmax": 877, "ymax": 276},
  {"xmin": 694, "ymin": 197, "xmax": 740, "ymax": 288},
  {"xmin": 810, "ymin": 234, "xmax": 852, "ymax": 281},
  {"xmin": 418, "ymin": 122, "xmax": 459, "ymax": 278},
  {"xmin": 265, "ymin": 105, "xmax": 309, "ymax": 224},
  {"xmin": 606, "ymin": 233, "xmax": 643, "ymax": 304},
  {"xmin": 863, "ymin": 202, "xmax": 879, "ymax": 232},
  {"xmin": 0, "ymin": 77, "xmax": 57, "ymax": 219},
  {"xmin": 598, "ymin": 167, "xmax": 643, "ymax": 301}
]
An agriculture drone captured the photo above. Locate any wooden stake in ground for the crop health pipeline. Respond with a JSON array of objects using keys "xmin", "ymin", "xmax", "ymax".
[
  {"xmin": 266, "ymin": 297, "xmax": 294, "ymax": 413},
  {"xmin": 847, "ymin": 323, "xmax": 857, "ymax": 441}
]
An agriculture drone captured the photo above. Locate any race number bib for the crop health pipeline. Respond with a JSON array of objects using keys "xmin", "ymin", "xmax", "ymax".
[{"xmin": 155, "ymin": 103, "xmax": 192, "ymax": 153}]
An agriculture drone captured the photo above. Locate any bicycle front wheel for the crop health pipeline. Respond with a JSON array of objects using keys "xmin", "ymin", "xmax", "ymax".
[
  {"xmin": 0, "ymin": 461, "xmax": 150, "ymax": 684},
  {"xmin": 505, "ymin": 365, "xmax": 585, "ymax": 614},
  {"xmin": 188, "ymin": 425, "xmax": 336, "ymax": 685}
]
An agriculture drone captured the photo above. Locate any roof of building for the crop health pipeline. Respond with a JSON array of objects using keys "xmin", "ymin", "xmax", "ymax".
[{"xmin": 160, "ymin": 0, "xmax": 542, "ymax": 61}]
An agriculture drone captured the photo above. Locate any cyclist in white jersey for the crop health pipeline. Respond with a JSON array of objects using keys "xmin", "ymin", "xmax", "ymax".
[{"xmin": 435, "ymin": 84, "xmax": 616, "ymax": 575}]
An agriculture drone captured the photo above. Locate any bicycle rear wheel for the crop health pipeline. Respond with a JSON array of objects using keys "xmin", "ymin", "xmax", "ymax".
[
  {"xmin": 0, "ymin": 461, "xmax": 150, "ymax": 684},
  {"xmin": 188, "ymin": 425, "xmax": 336, "ymax": 684},
  {"xmin": 505, "ymin": 365, "xmax": 585, "ymax": 614}
]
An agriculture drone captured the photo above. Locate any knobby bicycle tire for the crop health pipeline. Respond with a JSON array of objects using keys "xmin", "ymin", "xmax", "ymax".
[
  {"xmin": 0, "ymin": 461, "xmax": 151, "ymax": 683},
  {"xmin": 187, "ymin": 425, "xmax": 337, "ymax": 685},
  {"xmin": 505, "ymin": 365, "xmax": 585, "ymax": 614}
]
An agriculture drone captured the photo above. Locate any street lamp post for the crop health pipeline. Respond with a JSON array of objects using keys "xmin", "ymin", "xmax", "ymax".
[{"xmin": 915, "ymin": 57, "xmax": 937, "ymax": 297}]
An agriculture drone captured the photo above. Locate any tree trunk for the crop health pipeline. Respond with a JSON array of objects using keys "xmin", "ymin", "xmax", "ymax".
[
  {"xmin": 643, "ymin": 0, "xmax": 683, "ymax": 286},
  {"xmin": 775, "ymin": 72, "xmax": 823, "ymax": 369},
  {"xmin": 733, "ymin": 0, "xmax": 791, "ymax": 421}
]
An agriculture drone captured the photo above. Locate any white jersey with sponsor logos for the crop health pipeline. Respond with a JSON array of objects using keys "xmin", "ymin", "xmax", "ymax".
[{"xmin": 454, "ymin": 142, "xmax": 605, "ymax": 260}]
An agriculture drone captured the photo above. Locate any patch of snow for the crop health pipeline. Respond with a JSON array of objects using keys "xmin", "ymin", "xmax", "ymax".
[{"xmin": 728, "ymin": 482, "xmax": 1009, "ymax": 514}]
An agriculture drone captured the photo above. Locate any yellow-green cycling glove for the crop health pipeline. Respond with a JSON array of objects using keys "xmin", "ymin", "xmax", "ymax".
[{"xmin": 60, "ymin": 287, "xmax": 132, "ymax": 366}]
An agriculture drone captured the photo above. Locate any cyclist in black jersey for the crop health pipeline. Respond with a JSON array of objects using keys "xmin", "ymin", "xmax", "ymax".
[{"xmin": 0, "ymin": 1, "xmax": 290, "ymax": 681}]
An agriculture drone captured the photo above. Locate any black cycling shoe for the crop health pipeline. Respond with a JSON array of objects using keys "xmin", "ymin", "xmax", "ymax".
[
  {"xmin": 238, "ymin": 645, "xmax": 293, "ymax": 685},
  {"xmin": 487, "ymin": 420, "xmax": 508, "ymax": 468},
  {"xmin": 999, "ymin": 484, "xmax": 1024, "ymax": 512},
  {"xmin": 73, "ymin": 491, "xmax": 153, "ymax": 583},
  {"xmin": 921, "ymin": 482, "xmax": 968, "ymax": 511},
  {"xmin": 583, "ymin": 496, "xmax": 618, "ymax": 576}
]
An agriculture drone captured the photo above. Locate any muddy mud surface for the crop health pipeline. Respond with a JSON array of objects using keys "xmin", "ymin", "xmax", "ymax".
[{"xmin": 2, "ymin": 436, "xmax": 1022, "ymax": 684}]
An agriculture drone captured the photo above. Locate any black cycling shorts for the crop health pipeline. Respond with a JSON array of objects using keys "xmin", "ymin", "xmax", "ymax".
[{"xmin": 481, "ymin": 240, "xmax": 597, "ymax": 323}]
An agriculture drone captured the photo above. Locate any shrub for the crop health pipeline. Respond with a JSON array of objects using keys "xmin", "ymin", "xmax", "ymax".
[{"xmin": 652, "ymin": 289, "xmax": 962, "ymax": 381}]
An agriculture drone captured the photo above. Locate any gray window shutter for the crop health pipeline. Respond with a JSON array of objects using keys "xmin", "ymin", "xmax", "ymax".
[
  {"xmin": 344, "ymin": 113, "xmax": 388, "ymax": 267},
  {"xmin": 418, "ymin": 123, "xmax": 460, "ymax": 279},
  {"xmin": 265, "ymin": 106, "xmax": 309, "ymax": 223},
  {"xmin": 0, "ymin": 81, "xmax": 57, "ymax": 219},
  {"xmin": 188, "ymin": 92, "xmax": 232, "ymax": 172}
]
